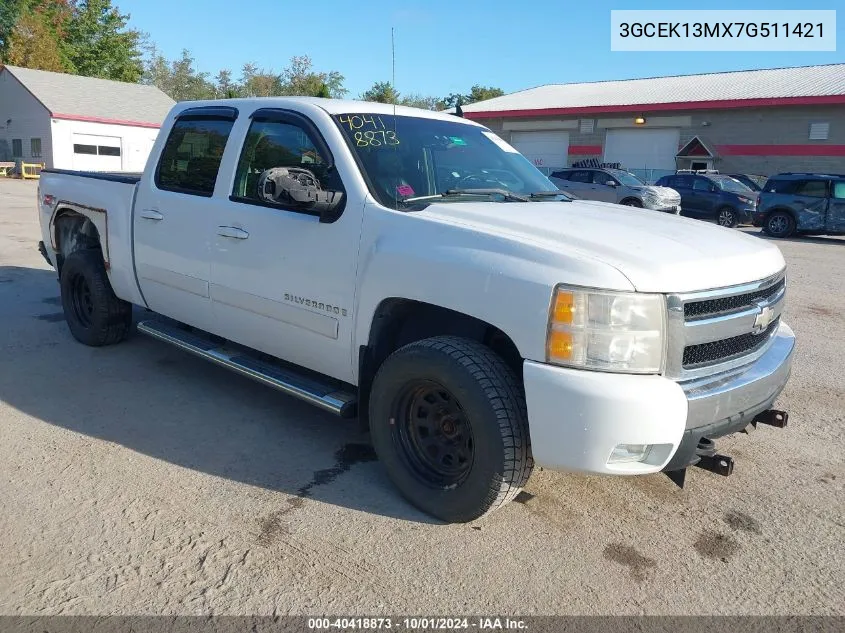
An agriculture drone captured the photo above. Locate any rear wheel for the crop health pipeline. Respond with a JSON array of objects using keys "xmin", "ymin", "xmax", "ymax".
[
  {"xmin": 369, "ymin": 336, "xmax": 533, "ymax": 523},
  {"xmin": 717, "ymin": 206, "xmax": 739, "ymax": 228},
  {"xmin": 60, "ymin": 249, "xmax": 132, "ymax": 346},
  {"xmin": 764, "ymin": 211, "xmax": 796, "ymax": 238}
]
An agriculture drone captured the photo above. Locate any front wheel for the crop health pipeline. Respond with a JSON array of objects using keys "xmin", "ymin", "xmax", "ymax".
[
  {"xmin": 621, "ymin": 198, "xmax": 643, "ymax": 207},
  {"xmin": 717, "ymin": 206, "xmax": 739, "ymax": 228},
  {"xmin": 764, "ymin": 211, "xmax": 796, "ymax": 238},
  {"xmin": 369, "ymin": 336, "xmax": 533, "ymax": 523}
]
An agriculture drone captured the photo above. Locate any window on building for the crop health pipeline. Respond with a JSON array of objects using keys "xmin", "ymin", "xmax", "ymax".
[
  {"xmin": 73, "ymin": 144, "xmax": 97, "ymax": 155},
  {"xmin": 156, "ymin": 117, "xmax": 235, "ymax": 196},
  {"xmin": 232, "ymin": 117, "xmax": 341, "ymax": 204},
  {"xmin": 12, "ymin": 139, "xmax": 22, "ymax": 158},
  {"xmin": 30, "ymin": 138, "xmax": 42, "ymax": 158},
  {"xmin": 98, "ymin": 146, "xmax": 121, "ymax": 156},
  {"xmin": 809, "ymin": 122, "xmax": 830, "ymax": 141}
]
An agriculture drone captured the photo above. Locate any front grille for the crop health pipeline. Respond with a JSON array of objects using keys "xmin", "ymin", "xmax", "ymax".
[
  {"xmin": 682, "ymin": 317, "xmax": 780, "ymax": 368},
  {"xmin": 684, "ymin": 278, "xmax": 785, "ymax": 320}
]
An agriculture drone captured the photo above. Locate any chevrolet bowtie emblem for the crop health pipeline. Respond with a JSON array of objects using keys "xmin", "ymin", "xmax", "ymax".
[{"xmin": 752, "ymin": 302, "xmax": 775, "ymax": 334}]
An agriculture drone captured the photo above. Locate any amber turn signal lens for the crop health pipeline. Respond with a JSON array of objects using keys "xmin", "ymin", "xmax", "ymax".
[
  {"xmin": 547, "ymin": 329, "xmax": 573, "ymax": 360},
  {"xmin": 553, "ymin": 291, "xmax": 576, "ymax": 324}
]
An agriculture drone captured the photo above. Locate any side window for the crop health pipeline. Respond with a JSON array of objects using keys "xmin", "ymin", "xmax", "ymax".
[
  {"xmin": 673, "ymin": 175, "xmax": 693, "ymax": 189},
  {"xmin": 833, "ymin": 181, "xmax": 845, "ymax": 200},
  {"xmin": 692, "ymin": 178, "xmax": 711, "ymax": 192},
  {"xmin": 764, "ymin": 179, "xmax": 794, "ymax": 194},
  {"xmin": 592, "ymin": 171, "xmax": 614, "ymax": 185},
  {"xmin": 794, "ymin": 179, "xmax": 828, "ymax": 198},
  {"xmin": 568, "ymin": 170, "xmax": 592, "ymax": 183},
  {"xmin": 550, "ymin": 170, "xmax": 570, "ymax": 180},
  {"xmin": 156, "ymin": 117, "xmax": 235, "ymax": 196},
  {"xmin": 232, "ymin": 117, "xmax": 342, "ymax": 203}
]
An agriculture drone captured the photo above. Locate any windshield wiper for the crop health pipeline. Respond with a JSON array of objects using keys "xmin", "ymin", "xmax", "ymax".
[
  {"xmin": 403, "ymin": 188, "xmax": 529, "ymax": 204},
  {"xmin": 528, "ymin": 190, "xmax": 574, "ymax": 200}
]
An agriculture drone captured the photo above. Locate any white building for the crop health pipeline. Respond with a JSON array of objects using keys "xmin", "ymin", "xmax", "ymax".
[{"xmin": 0, "ymin": 65, "xmax": 174, "ymax": 172}]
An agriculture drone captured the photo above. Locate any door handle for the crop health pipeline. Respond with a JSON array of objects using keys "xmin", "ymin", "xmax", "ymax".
[
  {"xmin": 217, "ymin": 226, "xmax": 249, "ymax": 239},
  {"xmin": 140, "ymin": 209, "xmax": 163, "ymax": 221}
]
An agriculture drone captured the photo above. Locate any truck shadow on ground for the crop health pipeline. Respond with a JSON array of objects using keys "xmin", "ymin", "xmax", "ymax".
[{"xmin": 0, "ymin": 265, "xmax": 437, "ymax": 525}]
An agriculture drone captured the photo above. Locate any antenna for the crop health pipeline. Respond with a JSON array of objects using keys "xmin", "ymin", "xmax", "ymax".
[{"xmin": 391, "ymin": 26, "xmax": 399, "ymax": 210}]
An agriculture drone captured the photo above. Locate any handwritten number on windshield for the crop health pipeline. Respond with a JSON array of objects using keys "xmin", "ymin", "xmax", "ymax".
[
  {"xmin": 338, "ymin": 114, "xmax": 387, "ymax": 131},
  {"xmin": 354, "ymin": 130, "xmax": 400, "ymax": 147}
]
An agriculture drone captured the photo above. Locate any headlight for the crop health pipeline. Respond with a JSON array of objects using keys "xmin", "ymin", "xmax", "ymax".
[
  {"xmin": 546, "ymin": 285, "xmax": 666, "ymax": 373},
  {"xmin": 738, "ymin": 196, "xmax": 753, "ymax": 205}
]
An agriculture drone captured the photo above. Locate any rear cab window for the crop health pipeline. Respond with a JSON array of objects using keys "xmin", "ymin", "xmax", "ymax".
[
  {"xmin": 155, "ymin": 106, "xmax": 238, "ymax": 197},
  {"xmin": 833, "ymin": 181, "xmax": 845, "ymax": 199}
]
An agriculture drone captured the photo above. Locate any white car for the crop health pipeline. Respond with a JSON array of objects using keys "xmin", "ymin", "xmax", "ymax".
[{"xmin": 37, "ymin": 98, "xmax": 794, "ymax": 522}]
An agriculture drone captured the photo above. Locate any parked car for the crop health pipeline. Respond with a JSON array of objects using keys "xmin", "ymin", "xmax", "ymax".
[
  {"xmin": 727, "ymin": 173, "xmax": 767, "ymax": 192},
  {"xmin": 754, "ymin": 172, "xmax": 845, "ymax": 237},
  {"xmin": 549, "ymin": 167, "xmax": 681, "ymax": 214},
  {"xmin": 655, "ymin": 173, "xmax": 758, "ymax": 227},
  {"xmin": 37, "ymin": 98, "xmax": 794, "ymax": 522}
]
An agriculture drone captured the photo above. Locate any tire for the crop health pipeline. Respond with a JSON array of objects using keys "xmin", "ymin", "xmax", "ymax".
[
  {"xmin": 621, "ymin": 198, "xmax": 643, "ymax": 207},
  {"xmin": 764, "ymin": 211, "xmax": 796, "ymax": 238},
  {"xmin": 60, "ymin": 248, "xmax": 132, "ymax": 346},
  {"xmin": 717, "ymin": 206, "xmax": 739, "ymax": 228},
  {"xmin": 369, "ymin": 336, "xmax": 533, "ymax": 523}
]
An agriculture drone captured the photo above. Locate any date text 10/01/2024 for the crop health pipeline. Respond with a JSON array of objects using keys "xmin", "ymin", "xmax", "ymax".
[{"xmin": 307, "ymin": 617, "xmax": 528, "ymax": 630}]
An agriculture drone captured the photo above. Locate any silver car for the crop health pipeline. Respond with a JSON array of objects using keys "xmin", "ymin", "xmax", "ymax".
[{"xmin": 550, "ymin": 167, "xmax": 681, "ymax": 214}]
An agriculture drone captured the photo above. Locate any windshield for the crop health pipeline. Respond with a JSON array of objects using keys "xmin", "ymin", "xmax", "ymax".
[
  {"xmin": 711, "ymin": 175, "xmax": 754, "ymax": 194},
  {"xmin": 333, "ymin": 113, "xmax": 559, "ymax": 207},
  {"xmin": 607, "ymin": 169, "xmax": 645, "ymax": 187}
]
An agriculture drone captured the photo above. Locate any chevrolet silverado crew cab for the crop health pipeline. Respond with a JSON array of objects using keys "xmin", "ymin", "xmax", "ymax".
[{"xmin": 37, "ymin": 98, "xmax": 795, "ymax": 523}]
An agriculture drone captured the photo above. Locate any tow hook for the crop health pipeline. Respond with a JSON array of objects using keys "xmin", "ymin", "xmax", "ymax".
[
  {"xmin": 693, "ymin": 437, "xmax": 734, "ymax": 477},
  {"xmin": 753, "ymin": 409, "xmax": 789, "ymax": 428}
]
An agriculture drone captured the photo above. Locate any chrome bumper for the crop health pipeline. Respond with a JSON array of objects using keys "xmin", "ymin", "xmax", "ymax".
[{"xmin": 682, "ymin": 321, "xmax": 795, "ymax": 430}]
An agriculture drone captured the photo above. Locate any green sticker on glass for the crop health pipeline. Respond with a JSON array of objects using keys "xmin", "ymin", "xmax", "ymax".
[{"xmin": 449, "ymin": 136, "xmax": 467, "ymax": 146}]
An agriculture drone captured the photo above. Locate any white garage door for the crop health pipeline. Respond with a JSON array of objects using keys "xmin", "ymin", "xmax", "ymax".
[
  {"xmin": 510, "ymin": 131, "xmax": 569, "ymax": 171},
  {"xmin": 603, "ymin": 128, "xmax": 680, "ymax": 171},
  {"xmin": 72, "ymin": 134, "xmax": 123, "ymax": 171}
]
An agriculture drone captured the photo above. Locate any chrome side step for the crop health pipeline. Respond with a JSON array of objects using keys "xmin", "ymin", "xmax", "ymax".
[{"xmin": 137, "ymin": 319, "xmax": 357, "ymax": 418}]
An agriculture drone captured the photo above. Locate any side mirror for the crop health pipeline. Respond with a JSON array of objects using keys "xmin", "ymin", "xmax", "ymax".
[
  {"xmin": 258, "ymin": 167, "xmax": 345, "ymax": 223},
  {"xmin": 606, "ymin": 181, "xmax": 618, "ymax": 187}
]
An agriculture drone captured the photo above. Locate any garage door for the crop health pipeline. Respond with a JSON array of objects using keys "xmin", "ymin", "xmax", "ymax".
[
  {"xmin": 510, "ymin": 131, "xmax": 569, "ymax": 172},
  {"xmin": 603, "ymin": 128, "xmax": 680, "ymax": 171},
  {"xmin": 72, "ymin": 134, "xmax": 123, "ymax": 171}
]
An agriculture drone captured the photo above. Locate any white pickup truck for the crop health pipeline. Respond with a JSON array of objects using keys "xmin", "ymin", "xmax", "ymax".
[{"xmin": 37, "ymin": 98, "xmax": 794, "ymax": 522}]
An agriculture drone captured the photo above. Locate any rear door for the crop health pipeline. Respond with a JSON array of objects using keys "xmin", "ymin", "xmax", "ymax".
[
  {"xmin": 564, "ymin": 169, "xmax": 596, "ymax": 198},
  {"xmin": 670, "ymin": 175, "xmax": 696, "ymax": 215},
  {"xmin": 827, "ymin": 180, "xmax": 845, "ymax": 232},
  {"xmin": 133, "ymin": 106, "xmax": 237, "ymax": 331},
  {"xmin": 690, "ymin": 177, "xmax": 717, "ymax": 218}
]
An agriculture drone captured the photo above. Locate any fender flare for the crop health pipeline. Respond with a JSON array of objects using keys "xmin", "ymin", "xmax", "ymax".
[{"xmin": 49, "ymin": 201, "xmax": 111, "ymax": 269}]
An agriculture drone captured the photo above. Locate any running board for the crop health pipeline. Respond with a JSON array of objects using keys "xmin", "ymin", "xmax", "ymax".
[{"xmin": 137, "ymin": 319, "xmax": 357, "ymax": 418}]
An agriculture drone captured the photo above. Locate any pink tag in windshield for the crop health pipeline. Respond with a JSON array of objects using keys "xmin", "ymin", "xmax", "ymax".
[{"xmin": 396, "ymin": 184, "xmax": 415, "ymax": 197}]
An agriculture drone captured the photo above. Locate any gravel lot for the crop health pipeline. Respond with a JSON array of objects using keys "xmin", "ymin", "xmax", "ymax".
[{"xmin": 0, "ymin": 178, "xmax": 842, "ymax": 616}]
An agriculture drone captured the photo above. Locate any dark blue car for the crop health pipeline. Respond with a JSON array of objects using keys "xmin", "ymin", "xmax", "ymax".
[{"xmin": 655, "ymin": 173, "xmax": 758, "ymax": 228}]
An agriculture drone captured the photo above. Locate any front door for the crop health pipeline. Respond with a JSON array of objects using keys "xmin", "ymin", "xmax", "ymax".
[
  {"xmin": 133, "ymin": 107, "xmax": 237, "ymax": 332},
  {"xmin": 827, "ymin": 179, "xmax": 845, "ymax": 232},
  {"xmin": 209, "ymin": 108, "xmax": 363, "ymax": 383},
  {"xmin": 590, "ymin": 170, "xmax": 622, "ymax": 202}
]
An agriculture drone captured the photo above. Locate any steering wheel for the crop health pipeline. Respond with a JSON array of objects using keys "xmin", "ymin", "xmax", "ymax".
[{"xmin": 459, "ymin": 170, "xmax": 523, "ymax": 190}]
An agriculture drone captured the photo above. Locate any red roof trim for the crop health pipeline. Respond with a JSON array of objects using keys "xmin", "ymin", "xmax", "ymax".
[
  {"xmin": 716, "ymin": 144, "xmax": 845, "ymax": 156},
  {"xmin": 52, "ymin": 113, "xmax": 162, "ymax": 129},
  {"xmin": 568, "ymin": 145, "xmax": 602, "ymax": 155},
  {"xmin": 465, "ymin": 95, "xmax": 845, "ymax": 119}
]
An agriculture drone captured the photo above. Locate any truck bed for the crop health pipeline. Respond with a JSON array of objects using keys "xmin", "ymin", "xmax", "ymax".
[{"xmin": 41, "ymin": 169, "xmax": 142, "ymax": 185}]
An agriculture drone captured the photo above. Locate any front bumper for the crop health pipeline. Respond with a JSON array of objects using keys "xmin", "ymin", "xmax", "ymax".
[{"xmin": 523, "ymin": 321, "xmax": 795, "ymax": 475}]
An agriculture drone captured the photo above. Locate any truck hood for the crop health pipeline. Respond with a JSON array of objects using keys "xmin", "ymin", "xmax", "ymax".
[{"xmin": 419, "ymin": 199, "xmax": 785, "ymax": 293}]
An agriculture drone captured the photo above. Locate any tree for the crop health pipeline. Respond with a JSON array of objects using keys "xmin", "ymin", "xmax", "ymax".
[
  {"xmin": 399, "ymin": 93, "xmax": 440, "ymax": 111},
  {"xmin": 240, "ymin": 62, "xmax": 282, "ymax": 97},
  {"xmin": 5, "ymin": 9, "xmax": 66, "ymax": 71},
  {"xmin": 64, "ymin": 0, "xmax": 144, "ymax": 82},
  {"xmin": 360, "ymin": 81, "xmax": 400, "ymax": 104},
  {"xmin": 441, "ymin": 85, "xmax": 505, "ymax": 109},
  {"xmin": 0, "ymin": 0, "xmax": 28, "ymax": 62},
  {"xmin": 141, "ymin": 47, "xmax": 215, "ymax": 101},
  {"xmin": 279, "ymin": 55, "xmax": 346, "ymax": 98}
]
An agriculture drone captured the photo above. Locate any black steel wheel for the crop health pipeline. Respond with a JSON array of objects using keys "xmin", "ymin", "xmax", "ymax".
[
  {"xmin": 60, "ymin": 249, "xmax": 132, "ymax": 346},
  {"xmin": 369, "ymin": 336, "xmax": 533, "ymax": 523},
  {"xmin": 392, "ymin": 380, "xmax": 474, "ymax": 488}
]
